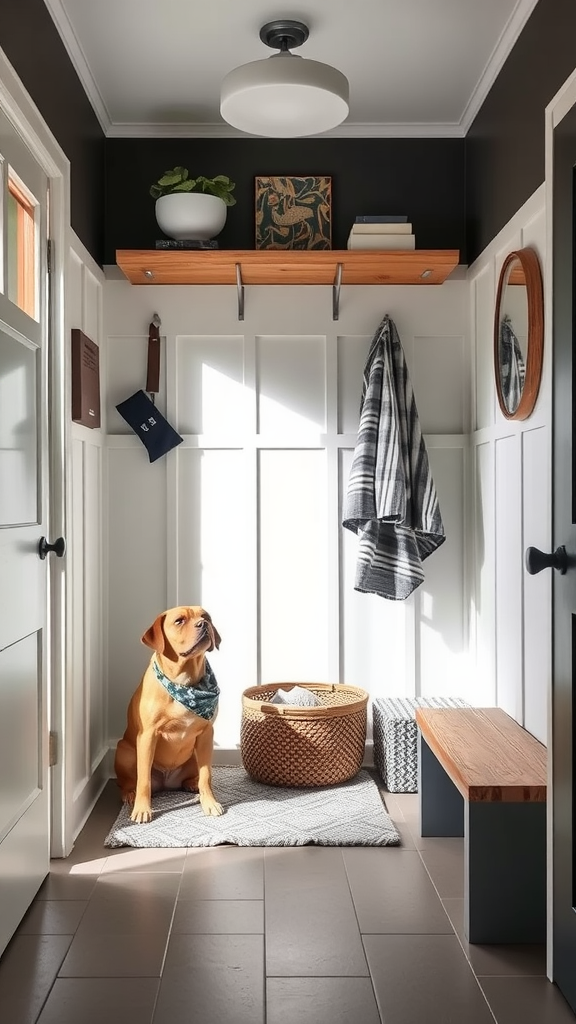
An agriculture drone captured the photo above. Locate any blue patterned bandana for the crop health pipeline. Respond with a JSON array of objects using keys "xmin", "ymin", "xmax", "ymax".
[{"xmin": 152, "ymin": 657, "xmax": 219, "ymax": 720}]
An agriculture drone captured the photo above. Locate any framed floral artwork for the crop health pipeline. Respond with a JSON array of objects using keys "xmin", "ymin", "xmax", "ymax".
[{"xmin": 255, "ymin": 175, "xmax": 332, "ymax": 250}]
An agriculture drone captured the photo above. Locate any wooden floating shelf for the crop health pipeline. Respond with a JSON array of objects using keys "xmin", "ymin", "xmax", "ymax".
[{"xmin": 116, "ymin": 249, "xmax": 460, "ymax": 287}]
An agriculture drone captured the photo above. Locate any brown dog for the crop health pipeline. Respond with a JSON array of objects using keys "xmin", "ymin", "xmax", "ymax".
[{"xmin": 114, "ymin": 605, "xmax": 223, "ymax": 822}]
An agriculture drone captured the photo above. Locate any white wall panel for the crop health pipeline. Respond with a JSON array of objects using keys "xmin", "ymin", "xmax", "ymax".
[
  {"xmin": 337, "ymin": 335, "xmax": 371, "ymax": 433},
  {"xmin": 495, "ymin": 434, "xmax": 523, "ymax": 718},
  {"xmin": 496, "ymin": 232, "xmax": 522, "ymax": 277},
  {"xmin": 68, "ymin": 250, "xmax": 83, "ymax": 330},
  {"xmin": 259, "ymin": 449, "xmax": 329, "ymax": 682},
  {"xmin": 83, "ymin": 267, "xmax": 101, "ymax": 345},
  {"xmin": 257, "ymin": 335, "xmax": 326, "ymax": 434},
  {"xmin": 523, "ymin": 426, "xmax": 551, "ymax": 742},
  {"xmin": 474, "ymin": 265, "xmax": 495, "ymax": 431},
  {"xmin": 177, "ymin": 447, "xmax": 253, "ymax": 749},
  {"xmin": 107, "ymin": 448, "xmax": 168, "ymax": 738},
  {"xmin": 522, "ymin": 209, "xmax": 550, "ymax": 428},
  {"xmin": 419, "ymin": 445, "xmax": 468, "ymax": 698},
  {"xmin": 340, "ymin": 449, "xmax": 412, "ymax": 710},
  {"xmin": 474, "ymin": 442, "xmax": 497, "ymax": 704},
  {"xmin": 70, "ymin": 438, "xmax": 105, "ymax": 786},
  {"xmin": 85, "ymin": 441, "xmax": 104, "ymax": 763},
  {"xmin": 70, "ymin": 438, "xmax": 86, "ymax": 789},
  {"xmin": 522, "ymin": 208, "xmax": 545, "ymax": 250},
  {"xmin": 176, "ymin": 335, "xmax": 245, "ymax": 435},
  {"xmin": 413, "ymin": 337, "xmax": 465, "ymax": 434}
]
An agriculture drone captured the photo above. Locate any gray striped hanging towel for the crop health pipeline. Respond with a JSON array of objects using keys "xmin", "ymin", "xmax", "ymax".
[
  {"xmin": 342, "ymin": 314, "xmax": 445, "ymax": 599},
  {"xmin": 498, "ymin": 314, "xmax": 526, "ymax": 414}
]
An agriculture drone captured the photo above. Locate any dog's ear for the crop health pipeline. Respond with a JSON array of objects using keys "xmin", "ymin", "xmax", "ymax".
[{"xmin": 141, "ymin": 615, "xmax": 166, "ymax": 653}]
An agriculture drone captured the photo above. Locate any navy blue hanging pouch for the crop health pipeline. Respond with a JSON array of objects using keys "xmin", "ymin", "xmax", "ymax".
[{"xmin": 115, "ymin": 315, "xmax": 184, "ymax": 463}]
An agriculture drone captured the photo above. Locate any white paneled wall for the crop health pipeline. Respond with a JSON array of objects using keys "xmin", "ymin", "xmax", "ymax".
[
  {"xmin": 468, "ymin": 184, "xmax": 550, "ymax": 743},
  {"xmin": 104, "ymin": 279, "xmax": 471, "ymax": 757},
  {"xmin": 60, "ymin": 234, "xmax": 107, "ymax": 851}
]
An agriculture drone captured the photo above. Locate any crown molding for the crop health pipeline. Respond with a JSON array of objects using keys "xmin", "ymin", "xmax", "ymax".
[
  {"xmin": 44, "ymin": 0, "xmax": 111, "ymax": 134},
  {"xmin": 459, "ymin": 0, "xmax": 539, "ymax": 134},
  {"xmin": 105, "ymin": 120, "xmax": 466, "ymax": 139}
]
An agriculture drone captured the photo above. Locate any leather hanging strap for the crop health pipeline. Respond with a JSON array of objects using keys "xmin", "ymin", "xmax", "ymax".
[{"xmin": 146, "ymin": 314, "xmax": 161, "ymax": 394}]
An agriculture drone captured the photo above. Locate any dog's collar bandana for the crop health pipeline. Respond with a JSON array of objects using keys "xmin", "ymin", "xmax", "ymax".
[{"xmin": 152, "ymin": 657, "xmax": 219, "ymax": 720}]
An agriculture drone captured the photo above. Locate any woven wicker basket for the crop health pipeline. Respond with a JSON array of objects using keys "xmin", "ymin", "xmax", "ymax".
[{"xmin": 240, "ymin": 682, "xmax": 368, "ymax": 787}]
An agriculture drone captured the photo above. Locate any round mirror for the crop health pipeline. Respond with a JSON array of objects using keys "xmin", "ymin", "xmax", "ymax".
[{"xmin": 494, "ymin": 247, "xmax": 544, "ymax": 420}]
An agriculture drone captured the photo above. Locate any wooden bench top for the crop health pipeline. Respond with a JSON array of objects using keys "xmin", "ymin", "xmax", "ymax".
[{"xmin": 415, "ymin": 707, "xmax": 547, "ymax": 803}]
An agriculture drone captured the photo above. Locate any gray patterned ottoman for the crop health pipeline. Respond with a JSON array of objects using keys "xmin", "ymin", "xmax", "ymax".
[{"xmin": 372, "ymin": 696, "xmax": 470, "ymax": 793}]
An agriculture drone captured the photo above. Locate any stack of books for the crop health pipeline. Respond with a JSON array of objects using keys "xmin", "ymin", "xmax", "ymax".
[{"xmin": 347, "ymin": 216, "xmax": 415, "ymax": 250}]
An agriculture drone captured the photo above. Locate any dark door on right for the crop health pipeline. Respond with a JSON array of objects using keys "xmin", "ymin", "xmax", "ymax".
[{"xmin": 552, "ymin": 88, "xmax": 576, "ymax": 1015}]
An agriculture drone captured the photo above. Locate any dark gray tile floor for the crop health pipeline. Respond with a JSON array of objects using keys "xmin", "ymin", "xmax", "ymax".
[{"xmin": 0, "ymin": 776, "xmax": 574, "ymax": 1024}]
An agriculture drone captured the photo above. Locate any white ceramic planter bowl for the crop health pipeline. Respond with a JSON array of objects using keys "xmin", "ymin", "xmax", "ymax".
[{"xmin": 155, "ymin": 193, "xmax": 227, "ymax": 240}]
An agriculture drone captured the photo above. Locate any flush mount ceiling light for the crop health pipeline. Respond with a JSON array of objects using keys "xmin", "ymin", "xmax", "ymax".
[{"xmin": 220, "ymin": 20, "xmax": 349, "ymax": 137}]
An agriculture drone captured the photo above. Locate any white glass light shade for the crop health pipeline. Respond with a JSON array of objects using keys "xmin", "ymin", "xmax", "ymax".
[{"xmin": 220, "ymin": 52, "xmax": 349, "ymax": 137}]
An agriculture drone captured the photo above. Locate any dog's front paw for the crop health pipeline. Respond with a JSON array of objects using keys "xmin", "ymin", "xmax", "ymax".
[
  {"xmin": 201, "ymin": 796, "xmax": 224, "ymax": 817},
  {"xmin": 130, "ymin": 803, "xmax": 153, "ymax": 824}
]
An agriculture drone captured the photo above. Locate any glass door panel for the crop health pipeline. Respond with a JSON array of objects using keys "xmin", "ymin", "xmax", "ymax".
[{"xmin": 0, "ymin": 327, "xmax": 38, "ymax": 526}]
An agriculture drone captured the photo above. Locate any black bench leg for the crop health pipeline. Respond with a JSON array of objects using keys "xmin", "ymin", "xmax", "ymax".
[
  {"xmin": 465, "ymin": 801, "xmax": 546, "ymax": 944},
  {"xmin": 418, "ymin": 733, "xmax": 464, "ymax": 837}
]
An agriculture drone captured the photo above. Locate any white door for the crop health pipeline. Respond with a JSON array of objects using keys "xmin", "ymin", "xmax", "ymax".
[{"xmin": 0, "ymin": 106, "xmax": 51, "ymax": 957}]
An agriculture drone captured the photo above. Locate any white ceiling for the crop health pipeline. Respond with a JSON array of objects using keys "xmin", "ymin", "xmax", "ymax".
[{"xmin": 44, "ymin": 0, "xmax": 538, "ymax": 139}]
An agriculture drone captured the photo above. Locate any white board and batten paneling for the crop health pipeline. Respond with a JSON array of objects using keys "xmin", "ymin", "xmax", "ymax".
[
  {"xmin": 104, "ymin": 278, "xmax": 470, "ymax": 758},
  {"xmin": 468, "ymin": 184, "xmax": 550, "ymax": 744},
  {"xmin": 58, "ymin": 233, "xmax": 107, "ymax": 853}
]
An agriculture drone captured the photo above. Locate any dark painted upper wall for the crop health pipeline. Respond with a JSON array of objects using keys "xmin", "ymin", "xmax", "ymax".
[
  {"xmin": 465, "ymin": 0, "xmax": 576, "ymax": 264},
  {"xmin": 0, "ymin": 0, "xmax": 105, "ymax": 265},
  {"xmin": 104, "ymin": 138, "xmax": 466, "ymax": 264}
]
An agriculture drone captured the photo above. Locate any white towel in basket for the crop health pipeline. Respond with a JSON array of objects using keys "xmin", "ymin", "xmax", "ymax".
[{"xmin": 270, "ymin": 686, "xmax": 321, "ymax": 707}]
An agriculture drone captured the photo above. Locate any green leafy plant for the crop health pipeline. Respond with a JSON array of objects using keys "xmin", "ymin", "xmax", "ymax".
[{"xmin": 150, "ymin": 166, "xmax": 236, "ymax": 206}]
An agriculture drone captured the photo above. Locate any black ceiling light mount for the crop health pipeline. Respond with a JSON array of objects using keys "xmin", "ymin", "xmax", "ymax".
[{"xmin": 258, "ymin": 20, "xmax": 310, "ymax": 51}]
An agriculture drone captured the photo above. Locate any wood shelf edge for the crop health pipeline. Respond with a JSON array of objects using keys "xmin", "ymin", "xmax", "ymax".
[{"xmin": 116, "ymin": 248, "xmax": 460, "ymax": 287}]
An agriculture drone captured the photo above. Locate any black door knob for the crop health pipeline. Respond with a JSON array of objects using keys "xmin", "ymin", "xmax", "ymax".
[
  {"xmin": 525, "ymin": 545, "xmax": 567, "ymax": 575},
  {"xmin": 38, "ymin": 536, "xmax": 66, "ymax": 560}
]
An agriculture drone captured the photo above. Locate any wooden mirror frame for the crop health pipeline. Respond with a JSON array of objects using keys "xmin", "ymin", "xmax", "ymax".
[{"xmin": 493, "ymin": 246, "xmax": 544, "ymax": 421}]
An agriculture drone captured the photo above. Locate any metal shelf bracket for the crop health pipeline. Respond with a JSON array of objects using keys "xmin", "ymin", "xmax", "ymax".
[
  {"xmin": 332, "ymin": 263, "xmax": 343, "ymax": 321},
  {"xmin": 236, "ymin": 262, "xmax": 245, "ymax": 321}
]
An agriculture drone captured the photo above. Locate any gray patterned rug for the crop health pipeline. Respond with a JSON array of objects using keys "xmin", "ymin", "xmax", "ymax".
[{"xmin": 104, "ymin": 767, "xmax": 400, "ymax": 848}]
